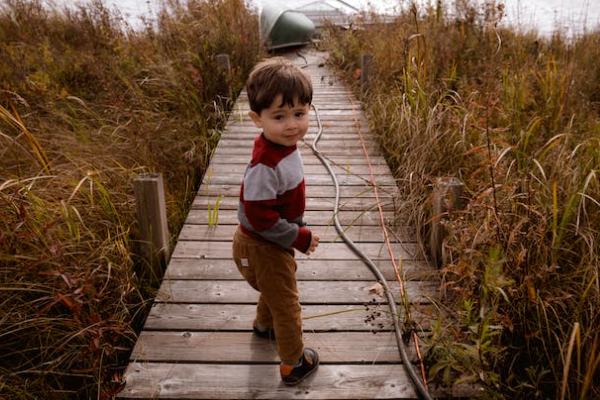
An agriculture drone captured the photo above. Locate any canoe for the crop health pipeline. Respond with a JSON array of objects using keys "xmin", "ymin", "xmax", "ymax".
[{"xmin": 260, "ymin": 4, "xmax": 316, "ymax": 51}]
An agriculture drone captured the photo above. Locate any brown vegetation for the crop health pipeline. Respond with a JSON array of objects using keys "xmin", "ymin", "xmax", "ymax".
[
  {"xmin": 0, "ymin": 0, "xmax": 258, "ymax": 398},
  {"xmin": 322, "ymin": 1, "xmax": 600, "ymax": 398}
]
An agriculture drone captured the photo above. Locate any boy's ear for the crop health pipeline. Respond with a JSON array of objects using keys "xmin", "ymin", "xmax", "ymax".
[{"xmin": 248, "ymin": 111, "xmax": 262, "ymax": 129}]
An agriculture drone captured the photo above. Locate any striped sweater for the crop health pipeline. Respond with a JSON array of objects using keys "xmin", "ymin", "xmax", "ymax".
[{"xmin": 238, "ymin": 133, "xmax": 311, "ymax": 252}]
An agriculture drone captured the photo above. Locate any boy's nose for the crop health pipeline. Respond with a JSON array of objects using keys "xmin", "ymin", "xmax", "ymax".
[{"xmin": 285, "ymin": 119, "xmax": 297, "ymax": 130}]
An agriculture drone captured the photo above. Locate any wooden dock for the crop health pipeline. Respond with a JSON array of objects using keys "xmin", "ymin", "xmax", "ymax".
[{"xmin": 118, "ymin": 49, "xmax": 443, "ymax": 399}]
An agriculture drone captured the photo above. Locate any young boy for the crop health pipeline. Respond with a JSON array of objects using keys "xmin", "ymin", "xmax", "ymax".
[{"xmin": 232, "ymin": 57, "xmax": 320, "ymax": 386}]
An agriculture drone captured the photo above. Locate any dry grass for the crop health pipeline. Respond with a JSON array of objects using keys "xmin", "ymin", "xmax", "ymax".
[
  {"xmin": 0, "ymin": 0, "xmax": 259, "ymax": 398},
  {"xmin": 322, "ymin": 1, "xmax": 599, "ymax": 398}
]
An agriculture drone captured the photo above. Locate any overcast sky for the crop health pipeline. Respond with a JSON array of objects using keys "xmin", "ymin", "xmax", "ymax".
[{"xmin": 49, "ymin": 0, "xmax": 600, "ymax": 36}]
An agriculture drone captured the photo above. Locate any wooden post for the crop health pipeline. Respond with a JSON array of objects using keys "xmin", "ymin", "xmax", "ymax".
[
  {"xmin": 216, "ymin": 53, "xmax": 232, "ymax": 100},
  {"xmin": 429, "ymin": 177, "xmax": 465, "ymax": 267},
  {"xmin": 360, "ymin": 54, "xmax": 373, "ymax": 100},
  {"xmin": 134, "ymin": 173, "xmax": 170, "ymax": 283}
]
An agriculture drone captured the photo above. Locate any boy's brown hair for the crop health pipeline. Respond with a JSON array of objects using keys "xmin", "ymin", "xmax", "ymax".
[{"xmin": 246, "ymin": 57, "xmax": 313, "ymax": 114}]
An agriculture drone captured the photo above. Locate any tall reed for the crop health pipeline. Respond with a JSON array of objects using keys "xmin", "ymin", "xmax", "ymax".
[
  {"xmin": 0, "ymin": 0, "xmax": 258, "ymax": 398},
  {"xmin": 323, "ymin": 1, "xmax": 599, "ymax": 397}
]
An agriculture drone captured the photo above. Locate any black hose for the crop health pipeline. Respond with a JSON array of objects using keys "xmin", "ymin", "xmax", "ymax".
[{"xmin": 309, "ymin": 104, "xmax": 434, "ymax": 400}]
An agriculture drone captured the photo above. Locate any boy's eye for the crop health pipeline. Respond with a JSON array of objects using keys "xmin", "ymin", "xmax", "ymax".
[
  {"xmin": 274, "ymin": 115, "xmax": 284, "ymax": 120},
  {"xmin": 295, "ymin": 112, "xmax": 305, "ymax": 117}
]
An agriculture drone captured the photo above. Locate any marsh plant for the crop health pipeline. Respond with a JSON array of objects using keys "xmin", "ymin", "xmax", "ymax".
[
  {"xmin": 323, "ymin": 0, "xmax": 599, "ymax": 398},
  {"xmin": 0, "ymin": 0, "xmax": 258, "ymax": 398}
]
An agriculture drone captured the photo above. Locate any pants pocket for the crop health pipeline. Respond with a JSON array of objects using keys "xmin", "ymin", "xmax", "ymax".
[{"xmin": 232, "ymin": 234, "xmax": 258, "ymax": 290}]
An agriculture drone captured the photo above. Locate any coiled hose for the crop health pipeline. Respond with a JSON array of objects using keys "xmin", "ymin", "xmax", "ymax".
[{"xmin": 309, "ymin": 104, "xmax": 434, "ymax": 400}]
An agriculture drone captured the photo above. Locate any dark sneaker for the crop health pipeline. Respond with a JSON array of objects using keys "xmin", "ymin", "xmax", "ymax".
[
  {"xmin": 280, "ymin": 348, "xmax": 319, "ymax": 386},
  {"xmin": 253, "ymin": 320, "xmax": 275, "ymax": 341}
]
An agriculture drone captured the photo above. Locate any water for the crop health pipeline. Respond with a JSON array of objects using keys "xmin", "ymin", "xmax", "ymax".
[{"xmin": 49, "ymin": 0, "xmax": 600, "ymax": 37}]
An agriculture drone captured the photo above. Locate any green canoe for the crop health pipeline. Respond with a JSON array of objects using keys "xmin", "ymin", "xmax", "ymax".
[{"xmin": 260, "ymin": 4, "xmax": 316, "ymax": 51}]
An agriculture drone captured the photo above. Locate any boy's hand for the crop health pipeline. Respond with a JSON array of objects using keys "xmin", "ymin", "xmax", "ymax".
[{"xmin": 305, "ymin": 232, "xmax": 320, "ymax": 255}]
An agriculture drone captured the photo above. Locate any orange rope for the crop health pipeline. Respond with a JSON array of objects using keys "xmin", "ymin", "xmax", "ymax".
[{"xmin": 343, "ymin": 82, "xmax": 429, "ymax": 390}]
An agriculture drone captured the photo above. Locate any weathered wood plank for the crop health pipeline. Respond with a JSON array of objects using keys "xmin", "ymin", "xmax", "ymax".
[
  {"xmin": 143, "ymin": 303, "xmax": 435, "ymax": 331},
  {"xmin": 176, "ymin": 224, "xmax": 416, "ymax": 244},
  {"xmin": 208, "ymin": 152, "xmax": 389, "ymax": 165},
  {"xmin": 204, "ymin": 163, "xmax": 391, "ymax": 175},
  {"xmin": 217, "ymin": 138, "xmax": 379, "ymax": 149},
  {"xmin": 196, "ymin": 184, "xmax": 399, "ymax": 198},
  {"xmin": 120, "ymin": 362, "xmax": 480, "ymax": 399},
  {"xmin": 224, "ymin": 121, "xmax": 369, "ymax": 131},
  {"xmin": 221, "ymin": 128, "xmax": 374, "ymax": 137},
  {"xmin": 130, "ymin": 331, "xmax": 418, "ymax": 363},
  {"xmin": 233, "ymin": 102, "xmax": 362, "ymax": 110},
  {"xmin": 192, "ymin": 195, "xmax": 397, "ymax": 212},
  {"xmin": 218, "ymin": 139, "xmax": 377, "ymax": 148},
  {"xmin": 163, "ymin": 258, "xmax": 434, "ymax": 281},
  {"xmin": 119, "ymin": 363, "xmax": 422, "ymax": 399},
  {"xmin": 170, "ymin": 241, "xmax": 423, "ymax": 261},
  {"xmin": 212, "ymin": 145, "xmax": 381, "ymax": 157},
  {"xmin": 154, "ymin": 280, "xmax": 438, "ymax": 304},
  {"xmin": 222, "ymin": 122, "xmax": 370, "ymax": 132},
  {"xmin": 204, "ymin": 173, "xmax": 395, "ymax": 186},
  {"xmin": 184, "ymin": 209, "xmax": 399, "ymax": 227},
  {"xmin": 216, "ymin": 134, "xmax": 374, "ymax": 144}
]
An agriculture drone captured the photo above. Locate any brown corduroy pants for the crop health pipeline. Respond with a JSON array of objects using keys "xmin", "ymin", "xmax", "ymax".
[{"xmin": 232, "ymin": 226, "xmax": 304, "ymax": 364}]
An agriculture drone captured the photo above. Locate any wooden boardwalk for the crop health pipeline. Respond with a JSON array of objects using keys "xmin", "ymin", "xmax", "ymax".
[{"xmin": 118, "ymin": 50, "xmax": 444, "ymax": 399}]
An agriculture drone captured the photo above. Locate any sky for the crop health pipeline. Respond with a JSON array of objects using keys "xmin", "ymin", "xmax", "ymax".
[{"xmin": 48, "ymin": 0, "xmax": 600, "ymax": 37}]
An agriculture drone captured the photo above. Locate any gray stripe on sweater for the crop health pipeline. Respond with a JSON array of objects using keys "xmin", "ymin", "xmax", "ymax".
[{"xmin": 243, "ymin": 150, "xmax": 304, "ymax": 201}]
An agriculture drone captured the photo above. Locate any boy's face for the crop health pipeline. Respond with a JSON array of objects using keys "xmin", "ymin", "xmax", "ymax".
[{"xmin": 248, "ymin": 94, "xmax": 310, "ymax": 147}]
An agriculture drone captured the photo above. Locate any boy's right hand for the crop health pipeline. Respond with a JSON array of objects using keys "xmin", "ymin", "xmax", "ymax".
[{"xmin": 305, "ymin": 232, "xmax": 320, "ymax": 255}]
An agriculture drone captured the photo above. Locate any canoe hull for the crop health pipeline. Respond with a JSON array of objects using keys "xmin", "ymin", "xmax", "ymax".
[{"xmin": 261, "ymin": 5, "xmax": 315, "ymax": 50}]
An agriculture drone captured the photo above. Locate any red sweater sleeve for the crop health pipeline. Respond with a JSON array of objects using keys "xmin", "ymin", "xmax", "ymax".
[{"xmin": 292, "ymin": 227, "xmax": 311, "ymax": 253}]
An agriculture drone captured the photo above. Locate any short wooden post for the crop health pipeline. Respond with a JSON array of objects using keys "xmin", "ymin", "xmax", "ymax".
[
  {"xmin": 216, "ymin": 53, "xmax": 232, "ymax": 100},
  {"xmin": 429, "ymin": 177, "xmax": 465, "ymax": 267},
  {"xmin": 134, "ymin": 173, "xmax": 170, "ymax": 283},
  {"xmin": 360, "ymin": 54, "xmax": 373, "ymax": 100}
]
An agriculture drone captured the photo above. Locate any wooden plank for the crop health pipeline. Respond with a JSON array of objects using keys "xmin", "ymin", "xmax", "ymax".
[
  {"xmin": 118, "ymin": 363, "xmax": 422, "ymax": 399},
  {"xmin": 233, "ymin": 101, "xmax": 361, "ymax": 109},
  {"xmin": 221, "ymin": 127, "xmax": 373, "ymax": 136},
  {"xmin": 191, "ymin": 195, "xmax": 397, "ymax": 212},
  {"xmin": 225, "ymin": 113, "xmax": 368, "ymax": 122},
  {"xmin": 162, "ymin": 258, "xmax": 433, "ymax": 281},
  {"xmin": 184, "ymin": 209, "xmax": 399, "ymax": 227},
  {"xmin": 208, "ymin": 152, "xmax": 389, "ymax": 165},
  {"xmin": 223, "ymin": 132, "xmax": 373, "ymax": 139},
  {"xmin": 204, "ymin": 173, "xmax": 395, "ymax": 187},
  {"xmin": 143, "ymin": 303, "xmax": 435, "ymax": 331},
  {"xmin": 170, "ymin": 241, "xmax": 423, "ymax": 262},
  {"xmin": 221, "ymin": 134, "xmax": 379, "ymax": 142},
  {"xmin": 200, "ymin": 186, "xmax": 399, "ymax": 198},
  {"xmin": 196, "ymin": 184, "xmax": 399, "ymax": 198},
  {"xmin": 212, "ymin": 145, "xmax": 381, "ymax": 157},
  {"xmin": 231, "ymin": 98, "xmax": 350, "ymax": 105},
  {"xmin": 176, "ymin": 224, "xmax": 417, "ymax": 244},
  {"xmin": 130, "ymin": 331, "xmax": 418, "ymax": 363},
  {"xmin": 204, "ymin": 162, "xmax": 391, "ymax": 174},
  {"xmin": 221, "ymin": 123, "xmax": 372, "ymax": 131},
  {"xmin": 219, "ymin": 126, "xmax": 371, "ymax": 136},
  {"xmin": 217, "ymin": 139, "xmax": 381, "ymax": 151},
  {"xmin": 154, "ymin": 280, "xmax": 438, "ymax": 304},
  {"xmin": 198, "ymin": 179, "xmax": 399, "ymax": 196},
  {"xmin": 220, "ymin": 137, "xmax": 378, "ymax": 147},
  {"xmin": 225, "ymin": 121, "xmax": 369, "ymax": 130}
]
